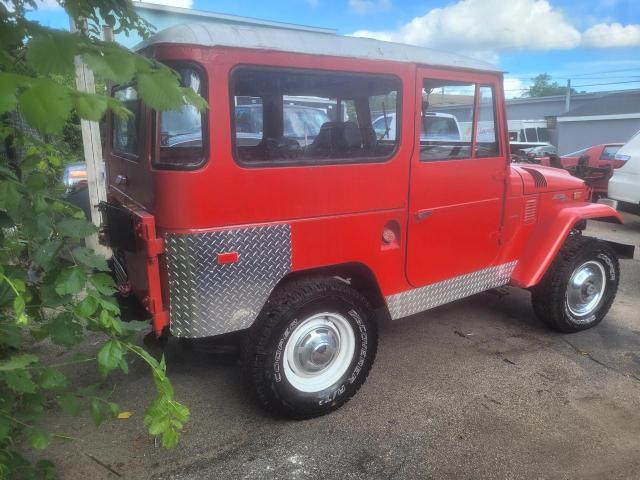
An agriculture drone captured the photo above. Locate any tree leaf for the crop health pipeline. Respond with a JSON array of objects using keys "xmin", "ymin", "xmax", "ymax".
[
  {"xmin": 182, "ymin": 87, "xmax": 208, "ymax": 112},
  {"xmin": 3, "ymin": 370, "xmax": 37, "ymax": 393},
  {"xmin": 76, "ymin": 295, "xmax": 99, "ymax": 317},
  {"xmin": 57, "ymin": 394, "xmax": 81, "ymax": 416},
  {"xmin": 72, "ymin": 247, "xmax": 109, "ymax": 271},
  {"xmin": 97, "ymin": 339, "xmax": 124, "ymax": 376},
  {"xmin": 39, "ymin": 367, "xmax": 67, "ymax": 389},
  {"xmin": 48, "ymin": 313, "xmax": 83, "ymax": 347},
  {"xmin": 0, "ymin": 73, "xmax": 19, "ymax": 114},
  {"xmin": 0, "ymin": 353, "xmax": 38, "ymax": 371},
  {"xmin": 137, "ymin": 69, "xmax": 183, "ymax": 112},
  {"xmin": 89, "ymin": 398, "xmax": 108, "ymax": 426},
  {"xmin": 33, "ymin": 239, "xmax": 64, "ymax": 271},
  {"xmin": 0, "ymin": 180, "xmax": 21, "ymax": 213},
  {"xmin": 26, "ymin": 29, "xmax": 78, "ymax": 75},
  {"xmin": 13, "ymin": 295, "xmax": 26, "ymax": 323},
  {"xmin": 73, "ymin": 92, "xmax": 109, "ymax": 122},
  {"xmin": 55, "ymin": 217, "xmax": 96, "ymax": 239},
  {"xmin": 82, "ymin": 46, "xmax": 135, "ymax": 84},
  {"xmin": 91, "ymin": 273, "xmax": 116, "ymax": 296},
  {"xmin": 54, "ymin": 267, "xmax": 87, "ymax": 296},
  {"xmin": 40, "ymin": 281, "xmax": 71, "ymax": 308},
  {"xmin": 117, "ymin": 411, "xmax": 133, "ymax": 419},
  {"xmin": 0, "ymin": 416, "xmax": 12, "ymax": 442},
  {"xmin": 27, "ymin": 428, "xmax": 51, "ymax": 450},
  {"xmin": 18, "ymin": 79, "xmax": 72, "ymax": 134}
]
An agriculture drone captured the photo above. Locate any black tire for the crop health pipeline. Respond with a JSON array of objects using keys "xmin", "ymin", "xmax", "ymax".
[
  {"xmin": 242, "ymin": 277, "xmax": 378, "ymax": 419},
  {"xmin": 532, "ymin": 234, "xmax": 619, "ymax": 333}
]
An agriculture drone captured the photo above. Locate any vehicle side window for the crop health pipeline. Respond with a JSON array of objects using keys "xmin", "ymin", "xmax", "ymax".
[
  {"xmin": 420, "ymin": 80, "xmax": 474, "ymax": 161},
  {"xmin": 601, "ymin": 145, "xmax": 621, "ymax": 160},
  {"xmin": 537, "ymin": 127, "xmax": 550, "ymax": 142},
  {"xmin": 230, "ymin": 67, "xmax": 401, "ymax": 166},
  {"xmin": 525, "ymin": 127, "xmax": 538, "ymax": 142},
  {"xmin": 112, "ymin": 86, "xmax": 140, "ymax": 159},
  {"xmin": 475, "ymin": 86, "xmax": 499, "ymax": 158},
  {"xmin": 153, "ymin": 64, "xmax": 207, "ymax": 169}
]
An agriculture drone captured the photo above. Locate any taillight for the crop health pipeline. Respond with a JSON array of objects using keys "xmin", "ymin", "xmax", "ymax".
[{"xmin": 63, "ymin": 163, "xmax": 88, "ymax": 190}]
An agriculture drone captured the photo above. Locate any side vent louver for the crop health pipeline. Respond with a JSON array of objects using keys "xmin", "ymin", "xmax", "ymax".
[
  {"xmin": 521, "ymin": 167, "xmax": 548, "ymax": 188},
  {"xmin": 524, "ymin": 198, "xmax": 538, "ymax": 224}
]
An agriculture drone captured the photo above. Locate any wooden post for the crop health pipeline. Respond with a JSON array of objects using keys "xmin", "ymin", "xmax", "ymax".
[{"xmin": 70, "ymin": 18, "xmax": 110, "ymax": 257}]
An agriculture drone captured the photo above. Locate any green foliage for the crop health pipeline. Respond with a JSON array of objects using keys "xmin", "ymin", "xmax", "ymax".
[
  {"xmin": 0, "ymin": 0, "xmax": 207, "ymax": 477},
  {"xmin": 524, "ymin": 73, "xmax": 577, "ymax": 98}
]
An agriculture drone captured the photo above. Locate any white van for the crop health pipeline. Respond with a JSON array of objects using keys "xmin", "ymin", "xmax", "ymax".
[{"xmin": 608, "ymin": 130, "xmax": 640, "ymax": 206}]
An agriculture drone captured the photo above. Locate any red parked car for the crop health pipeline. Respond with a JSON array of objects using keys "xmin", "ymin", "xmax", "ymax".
[
  {"xmin": 539, "ymin": 144, "xmax": 626, "ymax": 200},
  {"xmin": 101, "ymin": 23, "xmax": 629, "ymax": 419},
  {"xmin": 540, "ymin": 143, "xmax": 625, "ymax": 169}
]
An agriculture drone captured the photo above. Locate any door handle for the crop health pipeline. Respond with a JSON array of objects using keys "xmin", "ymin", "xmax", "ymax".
[
  {"xmin": 115, "ymin": 174, "xmax": 128, "ymax": 186},
  {"xmin": 415, "ymin": 209, "xmax": 433, "ymax": 221}
]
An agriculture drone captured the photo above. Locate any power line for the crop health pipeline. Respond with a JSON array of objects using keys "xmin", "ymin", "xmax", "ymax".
[{"xmin": 503, "ymin": 79, "xmax": 640, "ymax": 92}]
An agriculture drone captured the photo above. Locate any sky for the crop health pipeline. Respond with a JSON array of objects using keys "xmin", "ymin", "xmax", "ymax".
[{"xmin": 25, "ymin": 0, "xmax": 640, "ymax": 98}]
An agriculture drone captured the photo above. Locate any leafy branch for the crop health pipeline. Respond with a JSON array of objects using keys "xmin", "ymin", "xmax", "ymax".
[{"xmin": 0, "ymin": 0, "xmax": 207, "ymax": 477}]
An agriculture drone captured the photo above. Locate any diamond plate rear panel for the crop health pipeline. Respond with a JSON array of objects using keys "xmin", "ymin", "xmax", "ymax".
[
  {"xmin": 386, "ymin": 261, "xmax": 518, "ymax": 320},
  {"xmin": 165, "ymin": 224, "xmax": 291, "ymax": 337}
]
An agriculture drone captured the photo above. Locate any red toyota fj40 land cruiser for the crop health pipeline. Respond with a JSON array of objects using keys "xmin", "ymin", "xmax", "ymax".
[{"xmin": 102, "ymin": 23, "xmax": 627, "ymax": 419}]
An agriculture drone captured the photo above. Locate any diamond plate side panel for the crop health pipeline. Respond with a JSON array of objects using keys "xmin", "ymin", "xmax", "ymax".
[
  {"xmin": 165, "ymin": 224, "xmax": 291, "ymax": 337},
  {"xmin": 386, "ymin": 261, "xmax": 518, "ymax": 320}
]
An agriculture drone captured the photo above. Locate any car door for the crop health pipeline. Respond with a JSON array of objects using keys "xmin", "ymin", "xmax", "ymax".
[
  {"xmin": 406, "ymin": 68, "xmax": 507, "ymax": 287},
  {"xmin": 107, "ymin": 84, "xmax": 154, "ymax": 209}
]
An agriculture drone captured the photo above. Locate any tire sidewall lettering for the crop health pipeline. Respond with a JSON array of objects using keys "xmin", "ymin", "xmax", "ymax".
[{"xmin": 271, "ymin": 306, "xmax": 369, "ymax": 406}]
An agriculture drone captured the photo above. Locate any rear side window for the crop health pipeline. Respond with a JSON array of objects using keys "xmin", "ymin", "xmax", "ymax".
[
  {"xmin": 601, "ymin": 145, "xmax": 621, "ymax": 160},
  {"xmin": 231, "ymin": 67, "xmax": 401, "ymax": 166},
  {"xmin": 112, "ymin": 86, "xmax": 140, "ymax": 159},
  {"xmin": 153, "ymin": 64, "xmax": 207, "ymax": 169}
]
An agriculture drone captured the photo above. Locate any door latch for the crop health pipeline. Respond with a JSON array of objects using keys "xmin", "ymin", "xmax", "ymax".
[{"xmin": 415, "ymin": 209, "xmax": 433, "ymax": 221}]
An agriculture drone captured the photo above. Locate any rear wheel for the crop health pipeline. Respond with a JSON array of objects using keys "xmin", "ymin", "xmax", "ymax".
[
  {"xmin": 532, "ymin": 235, "xmax": 619, "ymax": 333},
  {"xmin": 242, "ymin": 277, "xmax": 378, "ymax": 419}
]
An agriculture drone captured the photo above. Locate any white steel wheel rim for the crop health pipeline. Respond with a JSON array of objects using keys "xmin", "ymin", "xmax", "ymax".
[
  {"xmin": 566, "ymin": 260, "xmax": 607, "ymax": 319},
  {"xmin": 283, "ymin": 312, "xmax": 356, "ymax": 393}
]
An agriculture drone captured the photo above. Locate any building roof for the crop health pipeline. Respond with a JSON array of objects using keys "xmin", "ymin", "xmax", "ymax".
[
  {"xmin": 133, "ymin": 2, "xmax": 336, "ymax": 34},
  {"xmin": 559, "ymin": 90, "xmax": 640, "ymax": 117},
  {"xmin": 136, "ymin": 22, "xmax": 502, "ymax": 74}
]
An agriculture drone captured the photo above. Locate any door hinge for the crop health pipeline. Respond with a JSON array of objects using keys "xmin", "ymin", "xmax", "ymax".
[{"xmin": 136, "ymin": 222, "xmax": 165, "ymax": 258}]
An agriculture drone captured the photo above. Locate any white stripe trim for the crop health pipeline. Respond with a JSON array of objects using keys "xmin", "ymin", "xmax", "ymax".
[{"xmin": 558, "ymin": 113, "xmax": 640, "ymax": 123}]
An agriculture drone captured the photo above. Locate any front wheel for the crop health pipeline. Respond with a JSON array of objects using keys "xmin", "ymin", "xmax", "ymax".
[
  {"xmin": 242, "ymin": 277, "xmax": 378, "ymax": 419},
  {"xmin": 532, "ymin": 235, "xmax": 619, "ymax": 333}
]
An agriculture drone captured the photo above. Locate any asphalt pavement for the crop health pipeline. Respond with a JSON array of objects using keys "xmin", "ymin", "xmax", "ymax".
[{"xmin": 41, "ymin": 212, "xmax": 640, "ymax": 479}]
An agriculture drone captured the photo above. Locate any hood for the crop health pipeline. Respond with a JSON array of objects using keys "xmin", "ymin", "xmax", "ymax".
[{"xmin": 512, "ymin": 165, "xmax": 585, "ymax": 195}]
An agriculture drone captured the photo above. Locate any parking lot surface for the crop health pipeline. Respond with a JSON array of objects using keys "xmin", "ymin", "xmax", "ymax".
[{"xmin": 43, "ymin": 213, "xmax": 640, "ymax": 479}]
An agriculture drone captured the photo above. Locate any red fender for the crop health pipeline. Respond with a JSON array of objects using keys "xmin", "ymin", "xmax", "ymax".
[{"xmin": 511, "ymin": 202, "xmax": 623, "ymax": 289}]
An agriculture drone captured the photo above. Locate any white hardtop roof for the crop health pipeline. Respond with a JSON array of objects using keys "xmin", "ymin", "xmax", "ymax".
[{"xmin": 136, "ymin": 22, "xmax": 502, "ymax": 74}]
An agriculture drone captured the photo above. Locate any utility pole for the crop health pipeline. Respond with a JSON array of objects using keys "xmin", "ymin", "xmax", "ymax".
[
  {"xmin": 70, "ymin": 18, "xmax": 110, "ymax": 257},
  {"xmin": 564, "ymin": 79, "xmax": 571, "ymax": 113}
]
